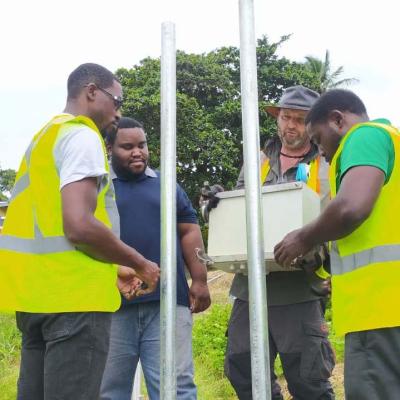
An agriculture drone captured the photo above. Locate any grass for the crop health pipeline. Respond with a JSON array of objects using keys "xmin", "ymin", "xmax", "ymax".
[
  {"xmin": 0, "ymin": 272, "xmax": 345, "ymax": 400},
  {"xmin": 0, "ymin": 313, "xmax": 20, "ymax": 400},
  {"xmin": 192, "ymin": 271, "xmax": 345, "ymax": 400}
]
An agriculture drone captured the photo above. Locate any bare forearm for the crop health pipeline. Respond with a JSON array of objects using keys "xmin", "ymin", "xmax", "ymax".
[
  {"xmin": 300, "ymin": 197, "xmax": 366, "ymax": 248},
  {"xmin": 66, "ymin": 215, "xmax": 147, "ymax": 268},
  {"xmin": 61, "ymin": 178, "xmax": 160, "ymax": 291},
  {"xmin": 180, "ymin": 225, "xmax": 208, "ymax": 283},
  {"xmin": 301, "ymin": 167, "xmax": 385, "ymax": 247}
]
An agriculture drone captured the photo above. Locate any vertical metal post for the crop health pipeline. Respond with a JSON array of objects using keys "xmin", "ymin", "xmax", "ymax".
[
  {"xmin": 160, "ymin": 21, "xmax": 177, "ymax": 400},
  {"xmin": 238, "ymin": 0, "xmax": 271, "ymax": 399}
]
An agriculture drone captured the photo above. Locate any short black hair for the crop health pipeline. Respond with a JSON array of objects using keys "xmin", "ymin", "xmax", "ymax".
[
  {"xmin": 305, "ymin": 89, "xmax": 367, "ymax": 125},
  {"xmin": 67, "ymin": 63, "xmax": 118, "ymax": 99},
  {"xmin": 107, "ymin": 117, "xmax": 144, "ymax": 145}
]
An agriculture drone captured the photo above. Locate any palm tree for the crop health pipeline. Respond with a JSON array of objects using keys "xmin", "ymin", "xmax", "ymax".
[{"xmin": 304, "ymin": 50, "xmax": 359, "ymax": 93}]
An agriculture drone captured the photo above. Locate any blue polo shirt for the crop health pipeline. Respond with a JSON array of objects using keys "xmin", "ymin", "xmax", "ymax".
[{"xmin": 112, "ymin": 166, "xmax": 198, "ymax": 307}]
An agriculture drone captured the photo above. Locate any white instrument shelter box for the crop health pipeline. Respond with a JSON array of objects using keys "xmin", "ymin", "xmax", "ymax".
[{"xmin": 207, "ymin": 182, "xmax": 320, "ymax": 274}]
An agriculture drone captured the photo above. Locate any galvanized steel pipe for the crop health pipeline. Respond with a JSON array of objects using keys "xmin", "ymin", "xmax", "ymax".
[
  {"xmin": 238, "ymin": 0, "xmax": 271, "ymax": 398},
  {"xmin": 160, "ymin": 21, "xmax": 177, "ymax": 400}
]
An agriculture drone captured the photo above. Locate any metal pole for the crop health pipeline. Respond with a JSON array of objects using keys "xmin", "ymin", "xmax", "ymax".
[
  {"xmin": 160, "ymin": 21, "xmax": 177, "ymax": 400},
  {"xmin": 238, "ymin": 0, "xmax": 271, "ymax": 399}
]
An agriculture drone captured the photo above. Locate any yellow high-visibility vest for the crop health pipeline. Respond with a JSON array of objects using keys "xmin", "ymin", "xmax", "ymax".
[
  {"xmin": 260, "ymin": 154, "xmax": 323, "ymax": 193},
  {"xmin": 0, "ymin": 114, "xmax": 120, "ymax": 313},
  {"xmin": 329, "ymin": 122, "xmax": 400, "ymax": 335}
]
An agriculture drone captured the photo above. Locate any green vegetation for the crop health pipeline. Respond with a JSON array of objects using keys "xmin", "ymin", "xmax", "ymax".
[
  {"xmin": 0, "ymin": 314, "xmax": 20, "ymax": 400},
  {"xmin": 191, "ymin": 298, "xmax": 344, "ymax": 400},
  {"xmin": 193, "ymin": 303, "xmax": 237, "ymax": 399},
  {"xmin": 117, "ymin": 35, "xmax": 322, "ymax": 204},
  {"xmin": 0, "ymin": 168, "xmax": 16, "ymax": 200},
  {"xmin": 304, "ymin": 50, "xmax": 358, "ymax": 94}
]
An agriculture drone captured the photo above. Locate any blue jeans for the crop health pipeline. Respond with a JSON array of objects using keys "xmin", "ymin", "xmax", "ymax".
[
  {"xmin": 100, "ymin": 302, "xmax": 197, "ymax": 400},
  {"xmin": 16, "ymin": 311, "xmax": 112, "ymax": 400}
]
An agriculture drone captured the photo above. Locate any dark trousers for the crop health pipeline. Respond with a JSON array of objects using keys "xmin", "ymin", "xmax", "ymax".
[
  {"xmin": 224, "ymin": 299, "xmax": 335, "ymax": 400},
  {"xmin": 345, "ymin": 326, "xmax": 400, "ymax": 400},
  {"xmin": 16, "ymin": 311, "xmax": 112, "ymax": 400}
]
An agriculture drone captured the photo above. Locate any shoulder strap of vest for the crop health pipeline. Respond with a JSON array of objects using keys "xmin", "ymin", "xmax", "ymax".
[
  {"xmin": 260, "ymin": 157, "xmax": 270, "ymax": 184},
  {"xmin": 360, "ymin": 122, "xmax": 400, "ymax": 138},
  {"xmin": 307, "ymin": 156, "xmax": 320, "ymax": 194}
]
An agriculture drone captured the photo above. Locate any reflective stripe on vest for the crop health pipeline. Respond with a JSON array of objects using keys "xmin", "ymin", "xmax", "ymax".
[
  {"xmin": 331, "ymin": 242, "xmax": 400, "ymax": 275},
  {"xmin": 0, "ymin": 232, "xmax": 74, "ymax": 253},
  {"xmin": 329, "ymin": 121, "xmax": 400, "ymax": 335},
  {"xmin": 10, "ymin": 173, "xmax": 29, "ymax": 201}
]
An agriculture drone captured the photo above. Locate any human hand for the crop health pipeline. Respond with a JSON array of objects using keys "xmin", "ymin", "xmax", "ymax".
[
  {"xmin": 199, "ymin": 182, "xmax": 224, "ymax": 222},
  {"xmin": 274, "ymin": 229, "xmax": 313, "ymax": 268},
  {"xmin": 133, "ymin": 259, "xmax": 160, "ymax": 296},
  {"xmin": 295, "ymin": 245, "xmax": 326, "ymax": 273},
  {"xmin": 189, "ymin": 280, "xmax": 211, "ymax": 313},
  {"xmin": 117, "ymin": 265, "xmax": 143, "ymax": 300}
]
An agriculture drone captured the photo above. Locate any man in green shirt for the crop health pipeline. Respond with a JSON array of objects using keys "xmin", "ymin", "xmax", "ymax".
[{"xmin": 275, "ymin": 89, "xmax": 400, "ymax": 400}]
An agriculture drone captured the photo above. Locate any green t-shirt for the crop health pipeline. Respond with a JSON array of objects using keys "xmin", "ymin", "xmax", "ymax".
[{"xmin": 337, "ymin": 118, "xmax": 395, "ymax": 189}]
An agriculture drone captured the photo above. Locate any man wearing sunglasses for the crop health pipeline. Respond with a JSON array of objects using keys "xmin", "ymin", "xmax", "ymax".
[{"xmin": 0, "ymin": 63, "xmax": 160, "ymax": 400}]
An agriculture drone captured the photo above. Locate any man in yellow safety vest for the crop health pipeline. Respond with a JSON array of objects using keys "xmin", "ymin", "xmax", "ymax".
[
  {"xmin": 0, "ymin": 63, "xmax": 160, "ymax": 400},
  {"xmin": 275, "ymin": 89, "xmax": 400, "ymax": 400}
]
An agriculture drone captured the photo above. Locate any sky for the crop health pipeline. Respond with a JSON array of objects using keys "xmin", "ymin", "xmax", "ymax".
[{"xmin": 1, "ymin": 0, "xmax": 399, "ymax": 170}]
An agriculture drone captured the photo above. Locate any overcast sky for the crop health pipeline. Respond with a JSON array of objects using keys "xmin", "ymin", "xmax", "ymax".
[{"xmin": 1, "ymin": 0, "xmax": 398, "ymax": 169}]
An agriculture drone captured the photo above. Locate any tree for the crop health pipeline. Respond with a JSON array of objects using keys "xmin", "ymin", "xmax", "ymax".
[
  {"xmin": 116, "ymin": 35, "xmax": 321, "ymax": 204},
  {"xmin": 0, "ymin": 167, "xmax": 16, "ymax": 200},
  {"xmin": 304, "ymin": 50, "xmax": 358, "ymax": 93}
]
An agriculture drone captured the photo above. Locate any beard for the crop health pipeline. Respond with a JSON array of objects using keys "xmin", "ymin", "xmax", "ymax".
[
  {"xmin": 279, "ymin": 129, "xmax": 308, "ymax": 150},
  {"xmin": 111, "ymin": 157, "xmax": 147, "ymax": 180}
]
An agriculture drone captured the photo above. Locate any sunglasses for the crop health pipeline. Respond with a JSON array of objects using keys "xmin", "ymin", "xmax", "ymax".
[
  {"xmin": 85, "ymin": 84, "xmax": 123, "ymax": 110},
  {"xmin": 96, "ymin": 86, "xmax": 124, "ymax": 110}
]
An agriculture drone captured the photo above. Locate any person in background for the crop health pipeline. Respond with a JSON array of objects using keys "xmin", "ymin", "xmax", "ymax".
[
  {"xmin": 100, "ymin": 117, "xmax": 211, "ymax": 400},
  {"xmin": 203, "ymin": 86, "xmax": 334, "ymax": 400}
]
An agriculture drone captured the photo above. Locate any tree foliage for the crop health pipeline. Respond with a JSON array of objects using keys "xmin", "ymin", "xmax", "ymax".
[
  {"xmin": 0, "ymin": 168, "xmax": 16, "ymax": 200},
  {"xmin": 304, "ymin": 50, "xmax": 358, "ymax": 93},
  {"xmin": 116, "ymin": 35, "xmax": 321, "ymax": 204}
]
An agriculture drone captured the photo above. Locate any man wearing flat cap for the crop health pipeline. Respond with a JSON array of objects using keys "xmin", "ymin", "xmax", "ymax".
[{"xmin": 224, "ymin": 86, "xmax": 335, "ymax": 400}]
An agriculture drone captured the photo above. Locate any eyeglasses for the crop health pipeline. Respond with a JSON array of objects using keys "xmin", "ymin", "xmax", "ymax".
[
  {"xmin": 96, "ymin": 86, "xmax": 124, "ymax": 110},
  {"xmin": 85, "ymin": 84, "xmax": 123, "ymax": 110}
]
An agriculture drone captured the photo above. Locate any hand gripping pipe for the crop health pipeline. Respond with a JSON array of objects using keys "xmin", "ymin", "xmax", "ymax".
[
  {"xmin": 238, "ymin": 0, "xmax": 271, "ymax": 398},
  {"xmin": 160, "ymin": 21, "xmax": 177, "ymax": 400}
]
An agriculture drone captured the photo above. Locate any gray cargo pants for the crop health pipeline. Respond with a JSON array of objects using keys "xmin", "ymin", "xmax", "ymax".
[{"xmin": 224, "ymin": 299, "xmax": 335, "ymax": 400}]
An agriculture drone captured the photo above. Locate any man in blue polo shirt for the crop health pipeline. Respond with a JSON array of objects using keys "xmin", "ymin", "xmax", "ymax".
[{"xmin": 100, "ymin": 117, "xmax": 211, "ymax": 400}]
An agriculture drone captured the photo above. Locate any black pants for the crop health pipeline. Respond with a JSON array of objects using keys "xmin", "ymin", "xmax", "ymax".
[
  {"xmin": 224, "ymin": 299, "xmax": 335, "ymax": 400},
  {"xmin": 16, "ymin": 311, "xmax": 112, "ymax": 400},
  {"xmin": 345, "ymin": 326, "xmax": 400, "ymax": 400}
]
